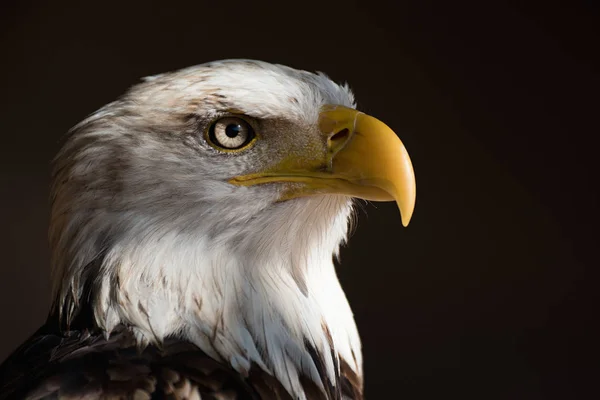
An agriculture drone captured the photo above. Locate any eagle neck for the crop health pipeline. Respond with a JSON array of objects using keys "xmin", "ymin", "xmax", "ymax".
[{"xmin": 54, "ymin": 195, "xmax": 363, "ymax": 399}]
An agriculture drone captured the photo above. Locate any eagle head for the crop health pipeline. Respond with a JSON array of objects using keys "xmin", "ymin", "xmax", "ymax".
[{"xmin": 49, "ymin": 59, "xmax": 416, "ymax": 399}]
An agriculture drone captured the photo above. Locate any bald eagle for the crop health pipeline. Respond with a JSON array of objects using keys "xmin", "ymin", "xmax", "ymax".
[{"xmin": 0, "ymin": 60, "xmax": 415, "ymax": 400}]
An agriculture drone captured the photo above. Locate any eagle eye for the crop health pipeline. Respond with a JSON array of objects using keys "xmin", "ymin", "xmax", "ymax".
[{"xmin": 207, "ymin": 117, "xmax": 256, "ymax": 151}]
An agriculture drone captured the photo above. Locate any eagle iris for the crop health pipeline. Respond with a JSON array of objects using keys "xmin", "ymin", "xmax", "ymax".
[{"xmin": 208, "ymin": 116, "xmax": 256, "ymax": 151}]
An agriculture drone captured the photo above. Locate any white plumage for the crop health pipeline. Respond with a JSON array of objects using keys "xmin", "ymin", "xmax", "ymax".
[
  {"xmin": 52, "ymin": 60, "xmax": 362, "ymax": 400},
  {"xmin": 0, "ymin": 59, "xmax": 415, "ymax": 400}
]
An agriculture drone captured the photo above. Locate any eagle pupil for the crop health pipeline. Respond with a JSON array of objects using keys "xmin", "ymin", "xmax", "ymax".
[{"xmin": 225, "ymin": 124, "xmax": 241, "ymax": 138}]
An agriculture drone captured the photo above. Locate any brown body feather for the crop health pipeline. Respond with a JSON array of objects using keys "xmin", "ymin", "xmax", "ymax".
[{"xmin": 0, "ymin": 324, "xmax": 362, "ymax": 399}]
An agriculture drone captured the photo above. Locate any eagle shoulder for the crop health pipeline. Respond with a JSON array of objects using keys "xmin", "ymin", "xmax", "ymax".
[
  {"xmin": 0, "ymin": 325, "xmax": 362, "ymax": 399},
  {"xmin": 0, "ymin": 326, "xmax": 258, "ymax": 399}
]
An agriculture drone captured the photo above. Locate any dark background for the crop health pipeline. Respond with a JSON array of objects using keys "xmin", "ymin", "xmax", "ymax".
[{"xmin": 0, "ymin": 0, "xmax": 597, "ymax": 398}]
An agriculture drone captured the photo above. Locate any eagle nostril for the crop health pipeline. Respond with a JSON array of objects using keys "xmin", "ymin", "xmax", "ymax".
[{"xmin": 329, "ymin": 128, "xmax": 350, "ymax": 144}]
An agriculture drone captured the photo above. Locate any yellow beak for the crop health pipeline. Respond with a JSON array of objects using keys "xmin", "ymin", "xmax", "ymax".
[{"xmin": 229, "ymin": 105, "xmax": 416, "ymax": 226}]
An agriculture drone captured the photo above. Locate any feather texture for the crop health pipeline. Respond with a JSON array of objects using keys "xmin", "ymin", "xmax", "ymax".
[
  {"xmin": 0, "ymin": 325, "xmax": 361, "ymax": 399},
  {"xmin": 1, "ymin": 60, "xmax": 365, "ymax": 399}
]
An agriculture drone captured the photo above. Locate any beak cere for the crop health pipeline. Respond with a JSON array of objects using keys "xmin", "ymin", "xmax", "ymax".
[{"xmin": 229, "ymin": 105, "xmax": 417, "ymax": 227}]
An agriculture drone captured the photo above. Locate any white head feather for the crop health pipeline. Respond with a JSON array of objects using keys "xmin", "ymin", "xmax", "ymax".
[{"xmin": 50, "ymin": 59, "xmax": 362, "ymax": 399}]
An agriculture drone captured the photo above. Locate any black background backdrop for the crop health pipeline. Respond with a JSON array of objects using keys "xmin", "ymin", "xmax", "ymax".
[{"xmin": 0, "ymin": 1, "xmax": 597, "ymax": 398}]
